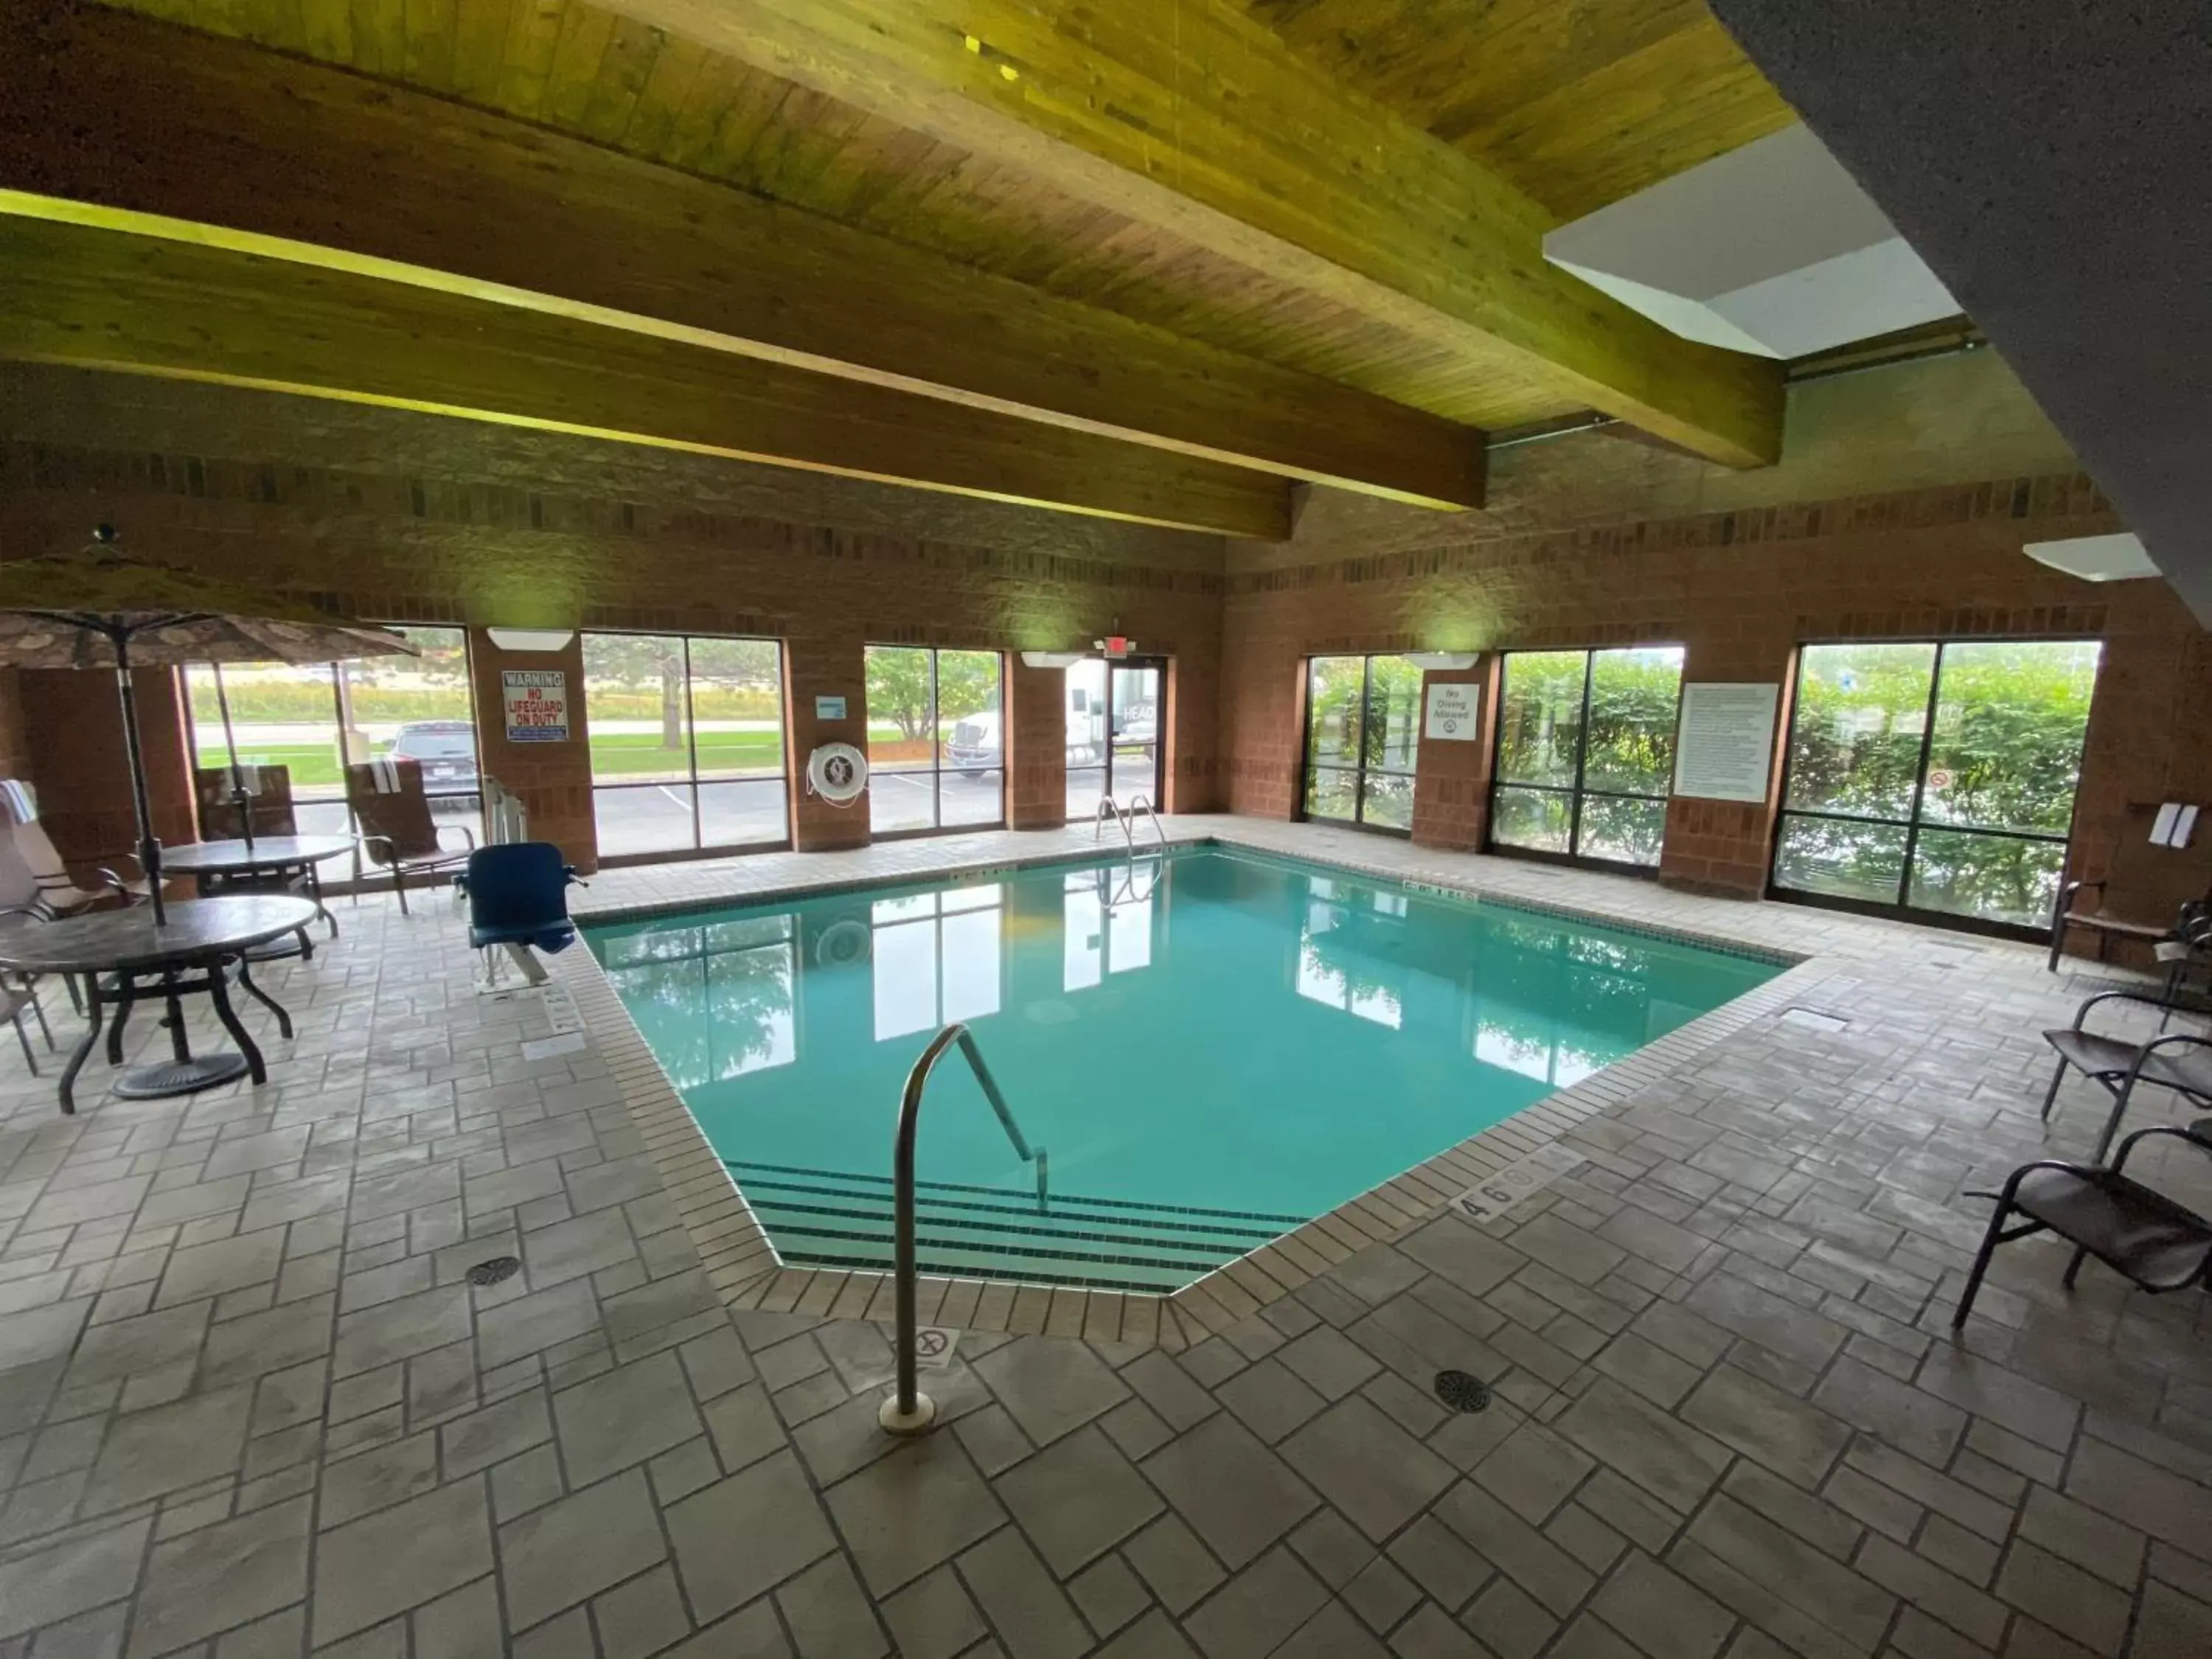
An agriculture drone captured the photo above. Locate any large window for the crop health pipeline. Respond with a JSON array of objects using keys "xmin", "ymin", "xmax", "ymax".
[
  {"xmin": 1773, "ymin": 639, "xmax": 2101, "ymax": 931},
  {"xmin": 865, "ymin": 647, "xmax": 1004, "ymax": 837},
  {"xmin": 1301, "ymin": 655, "xmax": 1422, "ymax": 832},
  {"xmin": 582, "ymin": 633, "xmax": 787, "ymax": 861},
  {"xmin": 1492, "ymin": 647, "xmax": 1685, "ymax": 869},
  {"xmin": 184, "ymin": 625, "xmax": 477, "ymax": 838}
]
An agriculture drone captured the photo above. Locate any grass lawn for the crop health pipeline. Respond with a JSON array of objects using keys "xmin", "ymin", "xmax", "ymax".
[{"xmin": 212, "ymin": 728, "xmax": 850, "ymax": 788}]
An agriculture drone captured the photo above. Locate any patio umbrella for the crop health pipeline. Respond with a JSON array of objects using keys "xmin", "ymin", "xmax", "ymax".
[{"xmin": 0, "ymin": 525, "xmax": 415, "ymax": 923}]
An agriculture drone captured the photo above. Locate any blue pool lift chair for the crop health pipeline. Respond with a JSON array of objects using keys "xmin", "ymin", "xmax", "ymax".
[{"xmin": 456, "ymin": 842, "xmax": 582, "ymax": 987}]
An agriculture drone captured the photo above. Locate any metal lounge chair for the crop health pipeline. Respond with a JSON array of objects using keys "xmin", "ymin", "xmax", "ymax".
[
  {"xmin": 453, "ymin": 842, "xmax": 580, "ymax": 987},
  {"xmin": 0, "ymin": 780, "xmax": 114, "ymax": 916},
  {"xmin": 2039, "ymin": 990, "xmax": 2212, "ymax": 1162},
  {"xmin": 0, "ymin": 974, "xmax": 49, "ymax": 1075},
  {"xmin": 344, "ymin": 758, "xmax": 475, "ymax": 914},
  {"xmin": 2048, "ymin": 800, "xmax": 2212, "ymax": 971},
  {"xmin": 1953, "ymin": 1123, "xmax": 2212, "ymax": 1326},
  {"xmin": 193, "ymin": 764, "xmax": 299, "ymax": 841}
]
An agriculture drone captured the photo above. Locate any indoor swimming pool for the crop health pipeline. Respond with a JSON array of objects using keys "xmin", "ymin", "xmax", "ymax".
[{"xmin": 585, "ymin": 847, "xmax": 1782, "ymax": 1292}]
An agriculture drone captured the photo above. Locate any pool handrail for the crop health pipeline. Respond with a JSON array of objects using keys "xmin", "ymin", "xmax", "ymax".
[
  {"xmin": 1093, "ymin": 794, "xmax": 1133, "ymax": 849},
  {"xmin": 883, "ymin": 1021, "xmax": 1046, "ymax": 1436},
  {"xmin": 1093, "ymin": 793, "xmax": 1166, "ymax": 851}
]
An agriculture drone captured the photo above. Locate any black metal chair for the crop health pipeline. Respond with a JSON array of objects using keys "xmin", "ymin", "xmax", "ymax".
[
  {"xmin": 1953, "ymin": 1123, "xmax": 2212, "ymax": 1326},
  {"xmin": 2039, "ymin": 990, "xmax": 2212, "ymax": 1162}
]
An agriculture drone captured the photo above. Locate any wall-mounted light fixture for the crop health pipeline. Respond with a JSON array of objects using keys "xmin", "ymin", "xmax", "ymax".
[
  {"xmin": 484, "ymin": 627, "xmax": 577, "ymax": 653},
  {"xmin": 1019, "ymin": 650, "xmax": 1088, "ymax": 669},
  {"xmin": 1402, "ymin": 651, "xmax": 1479, "ymax": 672}
]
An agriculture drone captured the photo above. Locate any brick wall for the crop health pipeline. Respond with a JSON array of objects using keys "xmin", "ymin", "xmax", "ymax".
[
  {"xmin": 13, "ymin": 665, "xmax": 196, "ymax": 879},
  {"xmin": 0, "ymin": 366, "xmax": 1230, "ymax": 866},
  {"xmin": 466, "ymin": 630, "xmax": 597, "ymax": 869},
  {"xmin": 1222, "ymin": 470, "xmax": 2211, "ymax": 902},
  {"xmin": 1222, "ymin": 355, "xmax": 2212, "ymax": 919},
  {"xmin": 1406, "ymin": 660, "xmax": 1498, "ymax": 851}
]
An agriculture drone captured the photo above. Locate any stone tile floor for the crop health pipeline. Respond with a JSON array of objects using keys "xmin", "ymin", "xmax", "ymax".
[{"xmin": 2, "ymin": 815, "xmax": 2210, "ymax": 1658}]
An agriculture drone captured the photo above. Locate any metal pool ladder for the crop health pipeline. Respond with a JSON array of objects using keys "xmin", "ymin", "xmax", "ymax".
[
  {"xmin": 882, "ymin": 1022, "xmax": 1046, "ymax": 1436},
  {"xmin": 1093, "ymin": 793, "xmax": 1167, "ymax": 851}
]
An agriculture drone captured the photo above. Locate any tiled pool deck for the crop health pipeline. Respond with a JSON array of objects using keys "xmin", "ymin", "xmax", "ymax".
[{"xmin": 3, "ymin": 815, "xmax": 2209, "ymax": 1658}]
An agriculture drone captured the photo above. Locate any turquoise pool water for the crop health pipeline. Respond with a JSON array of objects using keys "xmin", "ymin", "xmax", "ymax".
[{"xmin": 586, "ymin": 848, "xmax": 1779, "ymax": 1290}]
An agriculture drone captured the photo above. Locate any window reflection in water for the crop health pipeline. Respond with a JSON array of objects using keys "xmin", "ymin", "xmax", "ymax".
[
  {"xmin": 1467, "ymin": 914, "xmax": 1663, "ymax": 1087},
  {"xmin": 1062, "ymin": 864, "xmax": 1160, "ymax": 992},
  {"xmin": 602, "ymin": 917, "xmax": 797, "ymax": 1091},
  {"xmin": 871, "ymin": 885, "xmax": 1005, "ymax": 1040},
  {"xmin": 1288, "ymin": 874, "xmax": 1683, "ymax": 1081},
  {"xmin": 1295, "ymin": 880, "xmax": 1405, "ymax": 1029}
]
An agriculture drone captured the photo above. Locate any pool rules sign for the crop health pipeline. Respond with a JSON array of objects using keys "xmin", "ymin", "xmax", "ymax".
[{"xmin": 502, "ymin": 670, "xmax": 570, "ymax": 743}]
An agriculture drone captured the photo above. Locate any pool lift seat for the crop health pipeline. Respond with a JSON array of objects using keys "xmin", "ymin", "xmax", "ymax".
[{"xmin": 454, "ymin": 841, "xmax": 583, "ymax": 988}]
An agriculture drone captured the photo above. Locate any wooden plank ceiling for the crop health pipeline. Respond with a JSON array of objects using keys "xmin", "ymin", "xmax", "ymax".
[{"xmin": 1, "ymin": 0, "xmax": 1798, "ymax": 533}]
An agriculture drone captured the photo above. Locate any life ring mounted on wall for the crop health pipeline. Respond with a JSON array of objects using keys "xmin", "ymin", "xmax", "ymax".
[{"xmin": 805, "ymin": 742, "xmax": 869, "ymax": 807}]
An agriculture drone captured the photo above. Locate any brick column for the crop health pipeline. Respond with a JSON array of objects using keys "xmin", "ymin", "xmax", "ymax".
[
  {"xmin": 1656, "ymin": 636, "xmax": 1795, "ymax": 897},
  {"xmin": 21, "ymin": 665, "xmax": 195, "ymax": 877},
  {"xmin": 1411, "ymin": 658, "xmax": 1498, "ymax": 852},
  {"xmin": 467, "ymin": 630, "xmax": 598, "ymax": 872},
  {"xmin": 789, "ymin": 629, "xmax": 869, "ymax": 852},
  {"xmin": 1006, "ymin": 654, "xmax": 1068, "ymax": 830}
]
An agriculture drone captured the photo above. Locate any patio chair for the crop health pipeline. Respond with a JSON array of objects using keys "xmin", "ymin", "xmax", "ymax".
[
  {"xmin": 455, "ymin": 842, "xmax": 580, "ymax": 987},
  {"xmin": 344, "ymin": 758, "xmax": 474, "ymax": 914},
  {"xmin": 2151, "ymin": 902, "xmax": 2212, "ymax": 1021},
  {"xmin": 0, "ymin": 779, "xmax": 114, "ymax": 916},
  {"xmin": 2039, "ymin": 990, "xmax": 2212, "ymax": 1162},
  {"xmin": 193, "ymin": 764, "xmax": 299, "ymax": 841},
  {"xmin": 0, "ymin": 973, "xmax": 49, "ymax": 1076},
  {"xmin": 2048, "ymin": 801, "xmax": 2212, "ymax": 970},
  {"xmin": 1952, "ymin": 1122, "xmax": 2212, "ymax": 1326}
]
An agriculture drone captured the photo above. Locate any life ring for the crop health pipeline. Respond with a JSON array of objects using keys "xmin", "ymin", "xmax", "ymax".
[
  {"xmin": 816, "ymin": 918, "xmax": 870, "ymax": 968},
  {"xmin": 805, "ymin": 742, "xmax": 869, "ymax": 805}
]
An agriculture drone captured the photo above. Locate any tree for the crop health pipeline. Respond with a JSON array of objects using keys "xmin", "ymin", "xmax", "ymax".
[
  {"xmin": 582, "ymin": 633, "xmax": 687, "ymax": 750},
  {"xmin": 865, "ymin": 647, "xmax": 933, "ymax": 740},
  {"xmin": 863, "ymin": 649, "xmax": 1001, "ymax": 742}
]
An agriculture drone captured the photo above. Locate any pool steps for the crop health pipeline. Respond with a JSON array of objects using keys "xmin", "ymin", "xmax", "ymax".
[{"xmin": 726, "ymin": 1160, "xmax": 1305, "ymax": 1293}]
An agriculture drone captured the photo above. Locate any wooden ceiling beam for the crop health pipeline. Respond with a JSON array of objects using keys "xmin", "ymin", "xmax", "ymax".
[
  {"xmin": 589, "ymin": 0, "xmax": 1787, "ymax": 467},
  {"xmin": 0, "ymin": 216, "xmax": 1292, "ymax": 540},
  {"xmin": 0, "ymin": 0, "xmax": 1480, "ymax": 511}
]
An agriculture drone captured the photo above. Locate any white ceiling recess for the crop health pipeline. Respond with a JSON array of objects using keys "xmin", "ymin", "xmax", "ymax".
[
  {"xmin": 1543, "ymin": 123, "xmax": 1960, "ymax": 359},
  {"xmin": 2023, "ymin": 532, "xmax": 2160, "ymax": 582}
]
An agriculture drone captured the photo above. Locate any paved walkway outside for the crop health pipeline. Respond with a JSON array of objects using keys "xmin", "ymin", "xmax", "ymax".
[{"xmin": 2, "ymin": 815, "xmax": 2209, "ymax": 1658}]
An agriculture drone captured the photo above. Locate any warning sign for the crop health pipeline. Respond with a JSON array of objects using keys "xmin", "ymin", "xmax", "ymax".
[{"xmin": 502, "ymin": 670, "xmax": 569, "ymax": 743}]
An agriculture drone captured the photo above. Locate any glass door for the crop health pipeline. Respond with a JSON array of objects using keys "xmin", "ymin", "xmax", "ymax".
[{"xmin": 1107, "ymin": 661, "xmax": 1164, "ymax": 807}]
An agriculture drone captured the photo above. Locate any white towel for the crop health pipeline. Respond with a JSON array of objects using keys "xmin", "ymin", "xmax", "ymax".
[
  {"xmin": 0, "ymin": 780, "xmax": 33, "ymax": 824},
  {"xmin": 368, "ymin": 758, "xmax": 403, "ymax": 794}
]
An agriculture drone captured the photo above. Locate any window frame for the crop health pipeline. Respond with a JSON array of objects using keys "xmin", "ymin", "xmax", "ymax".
[
  {"xmin": 1766, "ymin": 634, "xmax": 2102, "ymax": 941},
  {"xmin": 1487, "ymin": 645, "xmax": 1684, "ymax": 875},
  {"xmin": 583, "ymin": 630, "xmax": 793, "ymax": 867},
  {"xmin": 863, "ymin": 644, "xmax": 1007, "ymax": 842},
  {"xmin": 1296, "ymin": 653, "xmax": 1420, "ymax": 838},
  {"xmin": 183, "ymin": 624, "xmax": 482, "ymax": 850}
]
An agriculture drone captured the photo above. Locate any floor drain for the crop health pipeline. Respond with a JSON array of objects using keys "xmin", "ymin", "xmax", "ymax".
[
  {"xmin": 1434, "ymin": 1370, "xmax": 1492, "ymax": 1413},
  {"xmin": 465, "ymin": 1256, "xmax": 523, "ymax": 1287}
]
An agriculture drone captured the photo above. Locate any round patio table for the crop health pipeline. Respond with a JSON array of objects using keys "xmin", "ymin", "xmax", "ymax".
[
  {"xmin": 160, "ymin": 835, "xmax": 356, "ymax": 957},
  {"xmin": 0, "ymin": 895, "xmax": 319, "ymax": 1113}
]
